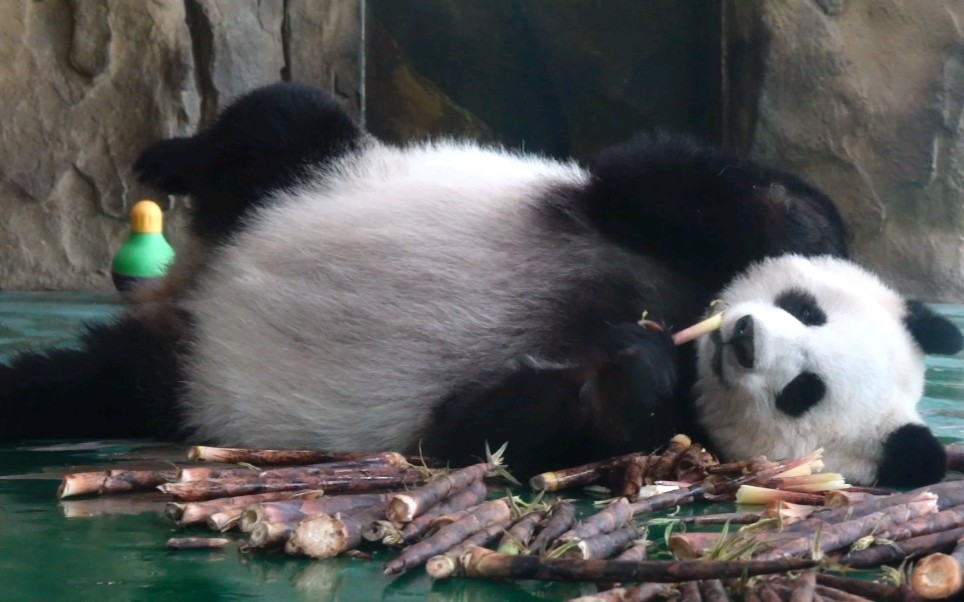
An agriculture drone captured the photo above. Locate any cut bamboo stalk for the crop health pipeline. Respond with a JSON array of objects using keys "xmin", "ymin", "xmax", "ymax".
[
  {"xmin": 393, "ymin": 479, "xmax": 487, "ymax": 544},
  {"xmin": 497, "ymin": 511, "xmax": 545, "ymax": 555},
  {"xmin": 387, "ymin": 463, "xmax": 492, "ymax": 523},
  {"xmin": 284, "ymin": 503, "xmax": 388, "ymax": 558},
  {"xmin": 681, "ymin": 511, "xmax": 763, "ymax": 526},
  {"xmin": 668, "ymin": 532, "xmax": 723, "ymax": 560},
  {"xmin": 59, "ymin": 469, "xmax": 175, "ymax": 498},
  {"xmin": 614, "ymin": 541, "xmax": 648, "ymax": 562},
  {"xmin": 159, "ymin": 469, "xmax": 424, "ymax": 501},
  {"xmin": 789, "ymin": 571, "xmax": 816, "ymax": 602},
  {"xmin": 247, "ymin": 521, "xmax": 295, "ymax": 549},
  {"xmin": 529, "ymin": 453, "xmax": 640, "ymax": 492},
  {"xmin": 678, "ymin": 581, "xmax": 702, "ymax": 602},
  {"xmin": 842, "ymin": 525, "xmax": 964, "ymax": 568},
  {"xmin": 735, "ymin": 485, "xmax": 825, "ymax": 506},
  {"xmin": 557, "ymin": 498, "xmax": 633, "ymax": 544},
  {"xmin": 424, "ymin": 516, "xmax": 514, "ymax": 579},
  {"xmin": 617, "ymin": 456, "xmax": 650, "ymax": 498},
  {"xmin": 187, "ymin": 447, "xmax": 390, "ymax": 464},
  {"xmin": 783, "ymin": 491, "xmax": 932, "ymax": 533},
  {"xmin": 566, "ymin": 583, "xmax": 675, "ymax": 602},
  {"xmin": 207, "ymin": 507, "xmax": 244, "ymax": 531},
  {"xmin": 165, "ymin": 537, "xmax": 231, "ymax": 550},
  {"xmin": 564, "ymin": 525, "xmax": 640, "ymax": 560},
  {"xmin": 757, "ymin": 496, "xmax": 938, "ymax": 560},
  {"xmin": 649, "ymin": 434, "xmax": 692, "ymax": 480},
  {"xmin": 824, "ymin": 490, "xmax": 877, "ymax": 507},
  {"xmin": 911, "ymin": 534, "xmax": 964, "ymax": 599},
  {"xmin": 947, "ymin": 444, "xmax": 964, "ymax": 473},
  {"xmin": 459, "ymin": 546, "xmax": 817, "ymax": 582},
  {"xmin": 812, "ymin": 585, "xmax": 874, "ymax": 601},
  {"xmin": 872, "ymin": 503, "xmax": 964, "ymax": 541},
  {"xmin": 672, "ymin": 310, "xmax": 725, "ymax": 345},
  {"xmin": 529, "ymin": 500, "xmax": 577, "ymax": 554},
  {"xmin": 171, "ymin": 489, "xmax": 325, "ymax": 525},
  {"xmin": 814, "ymin": 574, "xmax": 904, "ymax": 602},
  {"xmin": 383, "ymin": 498, "xmax": 512, "ymax": 575},
  {"xmin": 698, "ymin": 579, "xmax": 730, "ymax": 602},
  {"xmin": 705, "ymin": 456, "xmax": 773, "ymax": 476},
  {"xmin": 239, "ymin": 492, "xmax": 392, "ymax": 532},
  {"xmin": 676, "ymin": 444, "xmax": 717, "ymax": 482}
]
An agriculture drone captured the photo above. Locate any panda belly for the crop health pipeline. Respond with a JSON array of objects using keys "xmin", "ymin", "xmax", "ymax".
[{"xmin": 178, "ymin": 142, "xmax": 686, "ymax": 452}]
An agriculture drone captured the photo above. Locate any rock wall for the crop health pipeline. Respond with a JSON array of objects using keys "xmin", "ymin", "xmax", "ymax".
[
  {"xmin": 3, "ymin": 1, "xmax": 963, "ymax": 302},
  {"xmin": 727, "ymin": 0, "xmax": 964, "ymax": 301},
  {"xmin": 0, "ymin": 0, "xmax": 359, "ymax": 290}
]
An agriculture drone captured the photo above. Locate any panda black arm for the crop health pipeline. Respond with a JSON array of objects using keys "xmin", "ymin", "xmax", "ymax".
[
  {"xmin": 582, "ymin": 136, "xmax": 849, "ymax": 292},
  {"xmin": 420, "ymin": 323, "xmax": 680, "ymax": 478}
]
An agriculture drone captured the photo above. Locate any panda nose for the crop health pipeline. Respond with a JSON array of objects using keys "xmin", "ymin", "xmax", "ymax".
[{"xmin": 729, "ymin": 315, "xmax": 755, "ymax": 369}]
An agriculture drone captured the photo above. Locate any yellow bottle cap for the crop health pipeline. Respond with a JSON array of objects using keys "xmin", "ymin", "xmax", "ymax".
[{"xmin": 130, "ymin": 200, "xmax": 164, "ymax": 233}]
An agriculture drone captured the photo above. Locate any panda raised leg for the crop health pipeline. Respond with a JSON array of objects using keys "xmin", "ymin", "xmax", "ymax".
[
  {"xmin": 0, "ymin": 83, "xmax": 364, "ymax": 441},
  {"xmin": 583, "ymin": 135, "xmax": 849, "ymax": 293}
]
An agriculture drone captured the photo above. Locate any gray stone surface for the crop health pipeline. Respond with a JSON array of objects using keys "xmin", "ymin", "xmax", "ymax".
[
  {"xmin": 728, "ymin": 0, "xmax": 964, "ymax": 301},
  {"xmin": 0, "ymin": 0, "xmax": 359, "ymax": 290}
]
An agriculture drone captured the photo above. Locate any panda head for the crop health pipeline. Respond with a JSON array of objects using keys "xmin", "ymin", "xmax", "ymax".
[{"xmin": 693, "ymin": 255, "xmax": 963, "ymax": 486}]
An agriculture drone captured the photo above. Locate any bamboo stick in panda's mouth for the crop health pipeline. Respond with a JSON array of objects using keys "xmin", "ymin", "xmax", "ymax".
[{"xmin": 670, "ymin": 310, "xmax": 726, "ymax": 346}]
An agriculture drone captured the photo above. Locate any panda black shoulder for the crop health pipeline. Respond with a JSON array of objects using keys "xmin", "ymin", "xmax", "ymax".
[{"xmin": 579, "ymin": 134, "xmax": 849, "ymax": 291}]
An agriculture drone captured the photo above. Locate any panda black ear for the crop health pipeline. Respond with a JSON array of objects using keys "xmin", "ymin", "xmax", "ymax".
[{"xmin": 904, "ymin": 300, "xmax": 963, "ymax": 355}]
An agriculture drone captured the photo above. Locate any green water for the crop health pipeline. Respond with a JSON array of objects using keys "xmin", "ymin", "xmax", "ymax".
[{"xmin": 0, "ymin": 293, "xmax": 962, "ymax": 601}]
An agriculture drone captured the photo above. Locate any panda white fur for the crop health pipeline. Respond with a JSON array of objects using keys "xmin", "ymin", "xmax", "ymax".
[
  {"xmin": 696, "ymin": 255, "xmax": 957, "ymax": 485},
  {"xmin": 1, "ymin": 83, "xmax": 959, "ymax": 486}
]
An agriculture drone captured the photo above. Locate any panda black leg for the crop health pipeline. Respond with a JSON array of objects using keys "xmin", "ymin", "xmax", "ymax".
[
  {"xmin": 421, "ymin": 323, "xmax": 680, "ymax": 478},
  {"xmin": 135, "ymin": 82, "xmax": 363, "ymax": 241},
  {"xmin": 582, "ymin": 136, "xmax": 848, "ymax": 291},
  {"xmin": 0, "ymin": 315, "xmax": 185, "ymax": 440}
]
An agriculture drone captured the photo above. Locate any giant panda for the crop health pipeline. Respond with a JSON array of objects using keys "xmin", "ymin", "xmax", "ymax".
[{"xmin": 1, "ymin": 83, "xmax": 959, "ymax": 486}]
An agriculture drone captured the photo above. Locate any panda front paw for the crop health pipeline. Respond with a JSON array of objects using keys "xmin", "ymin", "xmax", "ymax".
[{"xmin": 580, "ymin": 322, "xmax": 679, "ymax": 444}]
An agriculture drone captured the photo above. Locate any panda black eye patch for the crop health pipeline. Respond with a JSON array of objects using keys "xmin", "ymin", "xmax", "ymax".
[
  {"xmin": 775, "ymin": 289, "xmax": 827, "ymax": 326},
  {"xmin": 775, "ymin": 371, "xmax": 826, "ymax": 417}
]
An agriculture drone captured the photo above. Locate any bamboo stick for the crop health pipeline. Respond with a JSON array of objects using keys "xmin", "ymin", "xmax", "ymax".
[
  {"xmin": 678, "ymin": 581, "xmax": 702, "ymax": 602},
  {"xmin": 841, "ymin": 525, "xmax": 964, "ymax": 567},
  {"xmin": 169, "ymin": 490, "xmax": 325, "ymax": 525},
  {"xmin": 247, "ymin": 521, "xmax": 295, "ymax": 549},
  {"xmin": 698, "ymin": 579, "xmax": 730, "ymax": 601},
  {"xmin": 558, "ymin": 498, "xmax": 633, "ymax": 544},
  {"xmin": 187, "ymin": 446, "xmax": 392, "ymax": 464},
  {"xmin": 159, "ymin": 469, "xmax": 424, "ymax": 501},
  {"xmin": 459, "ymin": 547, "xmax": 817, "ymax": 582},
  {"xmin": 59, "ymin": 469, "xmax": 175, "ymax": 498},
  {"xmin": 617, "ymin": 456, "xmax": 650, "ymax": 498},
  {"xmin": 387, "ymin": 463, "xmax": 491, "ymax": 523},
  {"xmin": 239, "ymin": 492, "xmax": 392, "ymax": 532},
  {"xmin": 757, "ymin": 497, "xmax": 938, "ymax": 560},
  {"xmin": 284, "ymin": 503, "xmax": 388, "ymax": 558},
  {"xmin": 566, "ymin": 583, "xmax": 674, "ymax": 602},
  {"xmin": 649, "ymin": 434, "xmax": 692, "ymax": 480},
  {"xmin": 813, "ymin": 574, "xmax": 904, "ymax": 602},
  {"xmin": 564, "ymin": 525, "xmax": 641, "ymax": 560},
  {"xmin": 910, "ymin": 534, "xmax": 964, "ymax": 599},
  {"xmin": 529, "ymin": 454, "xmax": 640, "ymax": 492},
  {"xmin": 384, "ymin": 498, "xmax": 512, "ymax": 575},
  {"xmin": 392, "ymin": 479, "xmax": 487, "ymax": 543},
  {"xmin": 529, "ymin": 500, "xmax": 577, "ymax": 554},
  {"xmin": 497, "ymin": 511, "xmax": 546, "ymax": 555},
  {"xmin": 165, "ymin": 537, "xmax": 231, "ymax": 550},
  {"xmin": 425, "ymin": 516, "xmax": 514, "ymax": 579},
  {"xmin": 789, "ymin": 571, "xmax": 816, "ymax": 602}
]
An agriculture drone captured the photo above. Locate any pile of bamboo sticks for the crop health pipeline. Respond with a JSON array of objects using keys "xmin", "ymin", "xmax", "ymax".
[{"xmin": 55, "ymin": 440, "xmax": 964, "ymax": 601}]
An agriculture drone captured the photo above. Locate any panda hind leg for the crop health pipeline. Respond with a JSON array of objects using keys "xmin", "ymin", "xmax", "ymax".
[
  {"xmin": 0, "ymin": 313, "xmax": 186, "ymax": 440},
  {"xmin": 421, "ymin": 322, "xmax": 681, "ymax": 478}
]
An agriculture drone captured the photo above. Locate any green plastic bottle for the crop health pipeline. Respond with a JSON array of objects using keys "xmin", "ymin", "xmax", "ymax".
[{"xmin": 111, "ymin": 199, "xmax": 176, "ymax": 292}]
